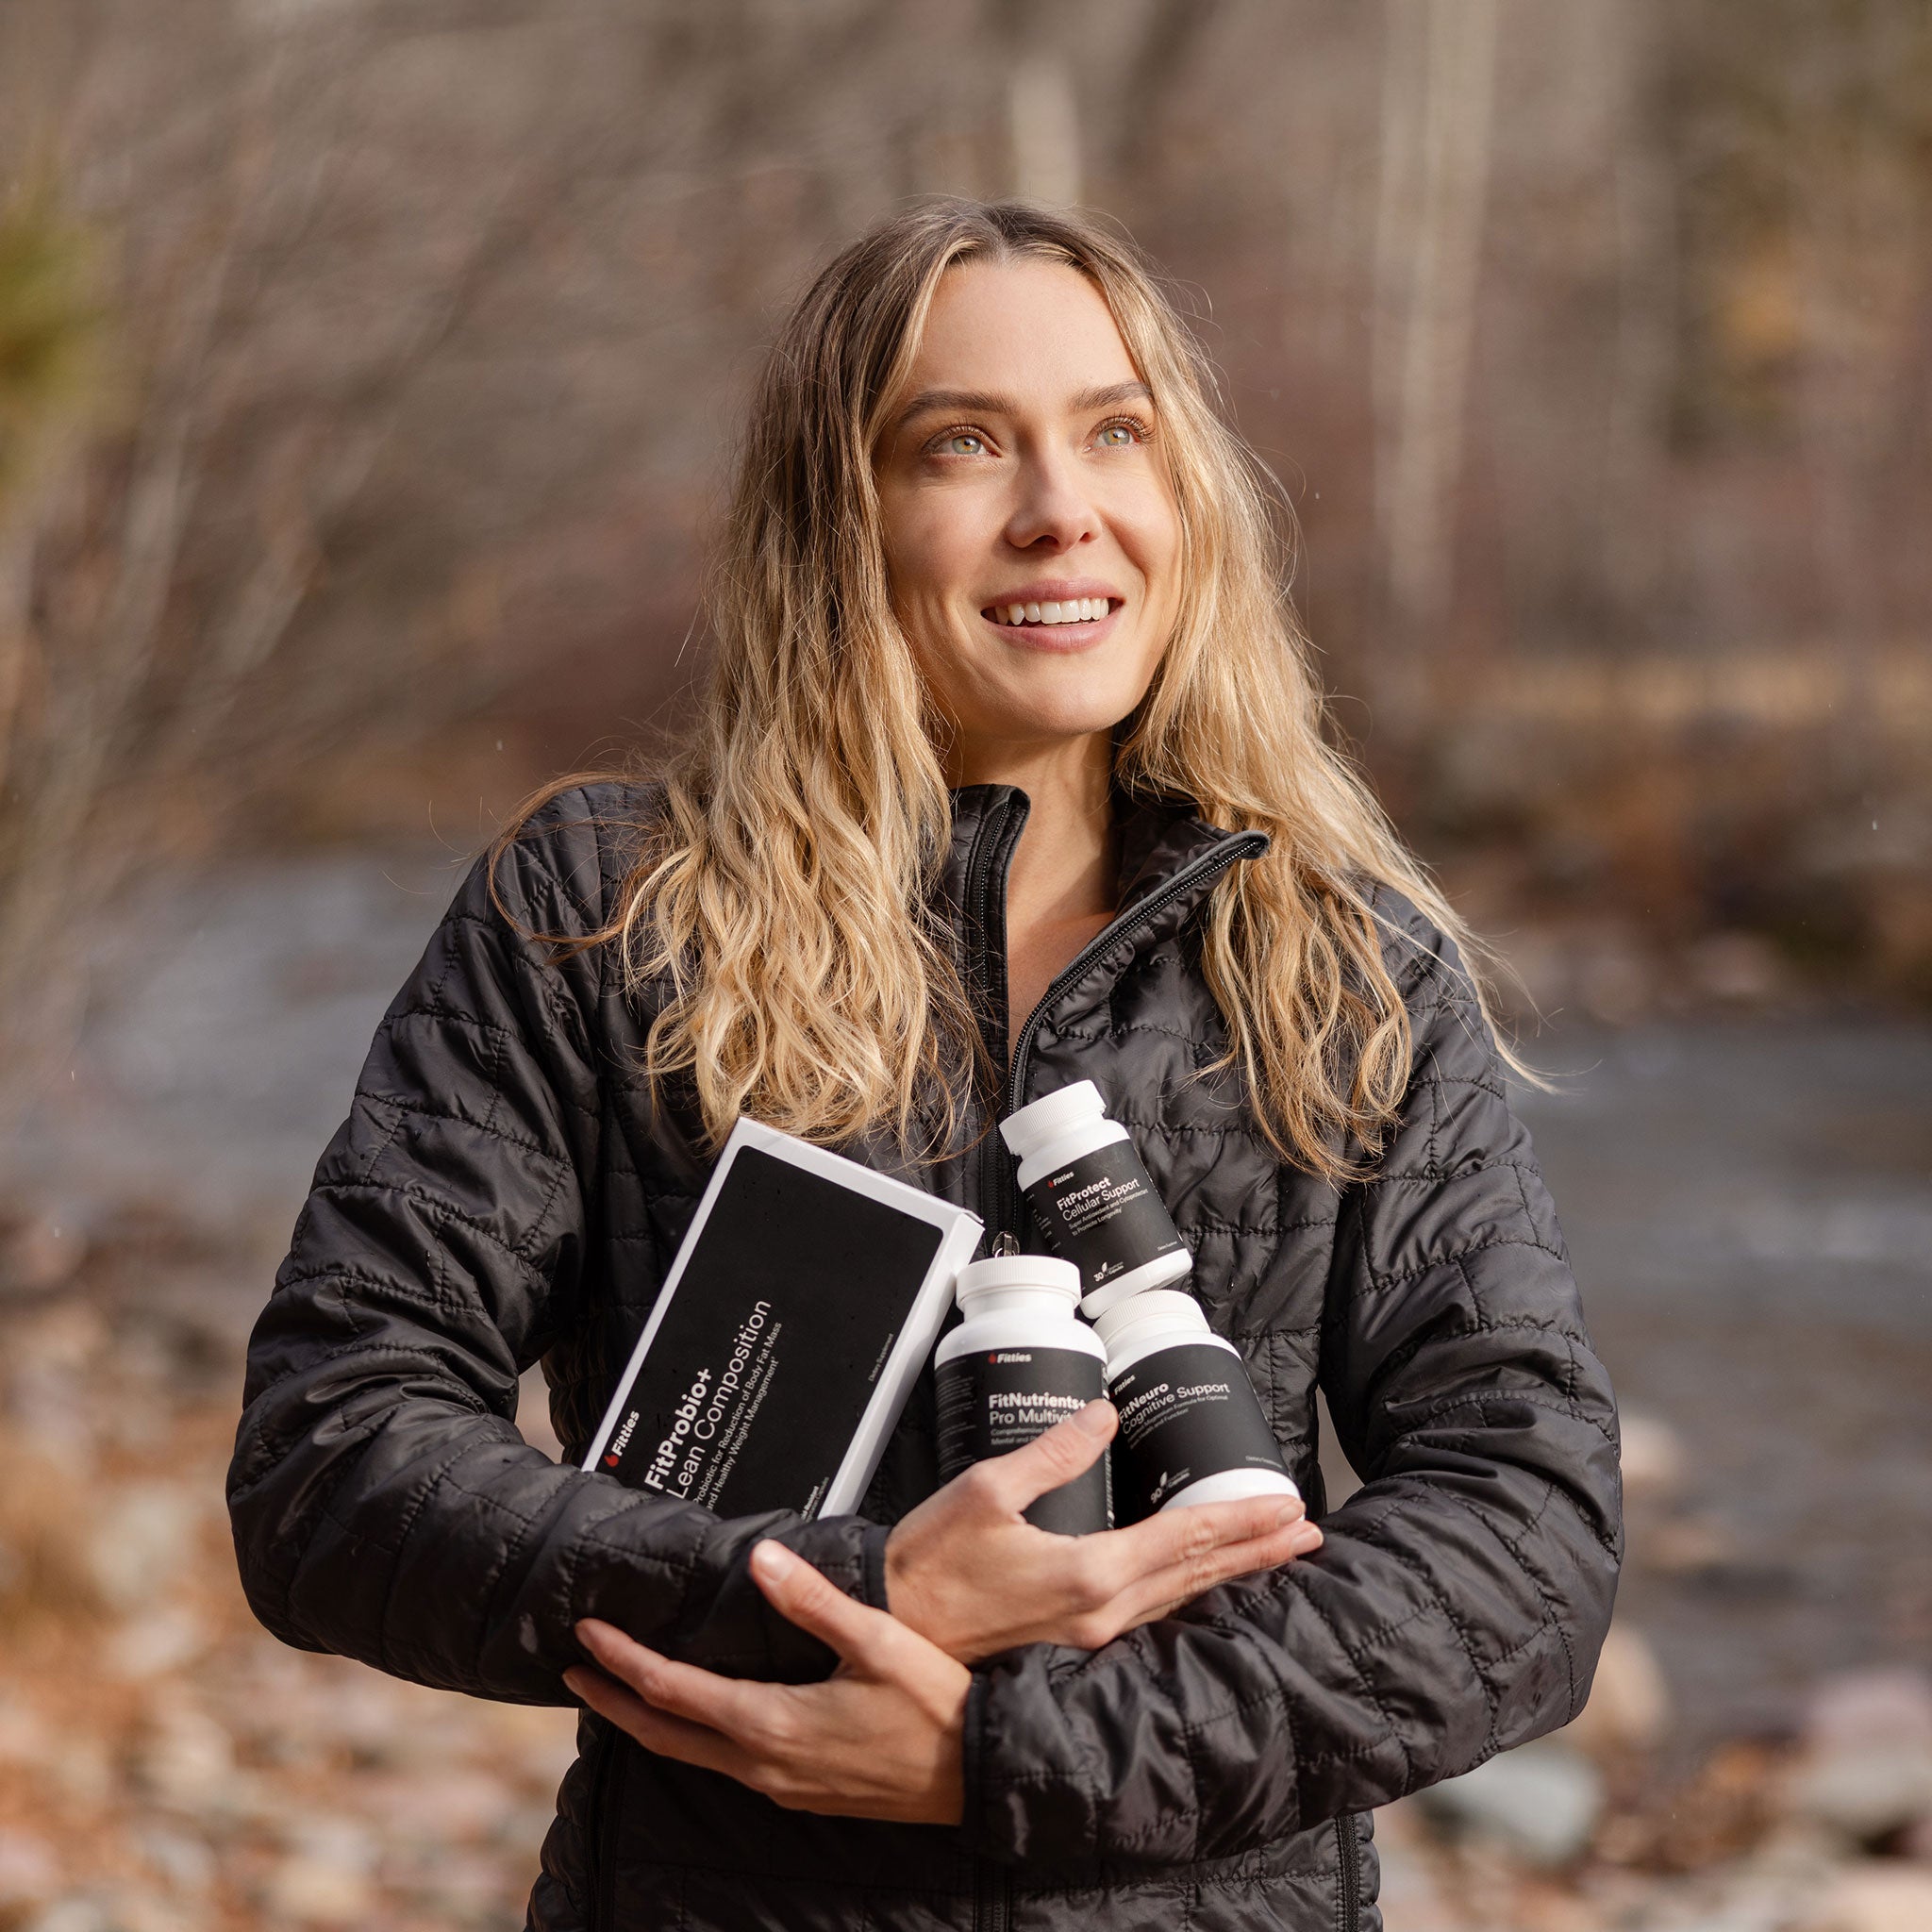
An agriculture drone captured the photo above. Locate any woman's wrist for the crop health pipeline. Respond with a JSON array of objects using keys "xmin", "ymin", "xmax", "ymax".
[{"xmin": 860, "ymin": 1520, "xmax": 895, "ymax": 1612}]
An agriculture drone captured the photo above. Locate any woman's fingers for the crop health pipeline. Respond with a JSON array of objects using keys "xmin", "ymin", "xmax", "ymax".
[
  {"xmin": 1034, "ymin": 1500, "xmax": 1320, "ymax": 1650},
  {"xmin": 560, "ymin": 1662, "xmax": 656, "ymax": 1734},
  {"xmin": 1077, "ymin": 1491, "xmax": 1307, "ymax": 1604},
  {"xmin": 746, "ymin": 1541, "xmax": 900, "ymax": 1671},
  {"xmin": 1105, "ymin": 1518, "xmax": 1324, "ymax": 1635},
  {"xmin": 1137, "ymin": 1490, "xmax": 1308, "ymax": 1560},
  {"xmin": 965, "ymin": 1400, "xmax": 1116, "ymax": 1517},
  {"xmin": 575, "ymin": 1618, "xmax": 767, "ymax": 1738},
  {"xmin": 564, "ymin": 1661, "xmax": 734, "ymax": 1769},
  {"xmin": 881, "ymin": 1419, "xmax": 1314, "ymax": 1663},
  {"xmin": 569, "ymin": 1623, "xmax": 810, "ymax": 1788},
  {"xmin": 564, "ymin": 1660, "xmax": 756, "ymax": 1781},
  {"xmin": 566, "ymin": 1596, "xmax": 970, "ymax": 1825}
]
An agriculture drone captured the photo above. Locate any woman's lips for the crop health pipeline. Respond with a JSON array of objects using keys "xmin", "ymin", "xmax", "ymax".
[{"xmin": 979, "ymin": 598, "xmax": 1122, "ymax": 651}]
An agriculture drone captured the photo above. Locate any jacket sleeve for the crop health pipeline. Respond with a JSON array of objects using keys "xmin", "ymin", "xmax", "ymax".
[
  {"xmin": 225, "ymin": 791, "xmax": 889, "ymax": 1705},
  {"xmin": 960, "ymin": 900, "xmax": 1623, "ymax": 1865}
]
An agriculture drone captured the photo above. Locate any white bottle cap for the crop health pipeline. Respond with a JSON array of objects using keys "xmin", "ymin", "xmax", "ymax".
[
  {"xmin": 999, "ymin": 1081, "xmax": 1106, "ymax": 1165},
  {"xmin": 954, "ymin": 1254, "xmax": 1082, "ymax": 1308},
  {"xmin": 1076, "ymin": 1249, "xmax": 1194, "ymax": 1320},
  {"xmin": 1090, "ymin": 1287, "xmax": 1209, "ymax": 1352}
]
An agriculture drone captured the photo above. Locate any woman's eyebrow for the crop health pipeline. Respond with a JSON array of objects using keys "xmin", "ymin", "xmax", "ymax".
[
  {"xmin": 892, "ymin": 379, "xmax": 1154, "ymax": 432},
  {"xmin": 1071, "ymin": 380, "xmax": 1154, "ymax": 413}
]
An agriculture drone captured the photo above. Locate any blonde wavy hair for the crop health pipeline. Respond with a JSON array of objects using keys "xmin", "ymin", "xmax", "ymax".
[{"xmin": 499, "ymin": 197, "xmax": 1508, "ymax": 1183}]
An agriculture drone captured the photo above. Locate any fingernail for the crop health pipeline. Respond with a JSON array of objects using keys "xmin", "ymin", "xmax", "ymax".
[
  {"xmin": 751, "ymin": 1540, "xmax": 793, "ymax": 1578},
  {"xmin": 1272, "ymin": 1502, "xmax": 1305, "ymax": 1527},
  {"xmin": 1073, "ymin": 1400, "xmax": 1114, "ymax": 1436}
]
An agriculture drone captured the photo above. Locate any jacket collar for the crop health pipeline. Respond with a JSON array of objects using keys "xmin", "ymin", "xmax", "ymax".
[{"xmin": 938, "ymin": 780, "xmax": 1266, "ymax": 956}]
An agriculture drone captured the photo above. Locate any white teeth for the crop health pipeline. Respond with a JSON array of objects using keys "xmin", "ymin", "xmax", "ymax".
[{"xmin": 993, "ymin": 597, "xmax": 1112, "ymax": 625}]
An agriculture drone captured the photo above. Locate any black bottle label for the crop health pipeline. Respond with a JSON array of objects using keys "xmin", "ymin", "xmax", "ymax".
[
  {"xmin": 935, "ymin": 1344, "xmax": 1110, "ymax": 1535},
  {"xmin": 1108, "ymin": 1341, "xmax": 1289, "ymax": 1519},
  {"xmin": 1024, "ymin": 1141, "xmax": 1187, "ymax": 1294}
]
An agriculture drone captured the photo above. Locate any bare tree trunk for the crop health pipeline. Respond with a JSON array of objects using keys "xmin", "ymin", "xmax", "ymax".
[
  {"xmin": 1373, "ymin": 0, "xmax": 1499, "ymax": 688},
  {"xmin": 1605, "ymin": 27, "xmax": 1676, "ymax": 626},
  {"xmin": 1788, "ymin": 9, "xmax": 1918, "ymax": 765},
  {"xmin": 1008, "ymin": 49, "xmax": 1081, "ymax": 206},
  {"xmin": 1108, "ymin": 0, "xmax": 1224, "ymax": 191}
]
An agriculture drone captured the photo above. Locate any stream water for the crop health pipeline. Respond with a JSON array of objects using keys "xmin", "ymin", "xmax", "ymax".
[{"xmin": 1514, "ymin": 1021, "xmax": 1932, "ymax": 1756}]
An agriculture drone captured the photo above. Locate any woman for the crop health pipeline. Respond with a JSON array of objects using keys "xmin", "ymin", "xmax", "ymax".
[{"xmin": 228, "ymin": 199, "xmax": 1621, "ymax": 1931}]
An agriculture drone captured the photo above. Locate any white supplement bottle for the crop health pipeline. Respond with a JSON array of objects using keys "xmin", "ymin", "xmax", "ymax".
[
  {"xmin": 1092, "ymin": 1290, "xmax": 1300, "ymax": 1517},
  {"xmin": 1000, "ymin": 1081, "xmax": 1192, "ymax": 1320},
  {"xmin": 934, "ymin": 1255, "xmax": 1111, "ymax": 1534}
]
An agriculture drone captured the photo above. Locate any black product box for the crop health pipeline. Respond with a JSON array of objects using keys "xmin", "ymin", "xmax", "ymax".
[{"xmin": 581, "ymin": 1117, "xmax": 983, "ymax": 1519}]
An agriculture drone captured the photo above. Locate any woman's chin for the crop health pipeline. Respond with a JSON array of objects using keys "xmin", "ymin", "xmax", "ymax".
[
  {"xmin": 955, "ymin": 695, "xmax": 1146, "ymax": 746},
  {"xmin": 923, "ymin": 632, "xmax": 1165, "ymax": 748}
]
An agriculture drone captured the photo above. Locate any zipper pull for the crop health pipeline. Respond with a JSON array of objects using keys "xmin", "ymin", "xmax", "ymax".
[{"xmin": 991, "ymin": 1231, "xmax": 1020, "ymax": 1257}]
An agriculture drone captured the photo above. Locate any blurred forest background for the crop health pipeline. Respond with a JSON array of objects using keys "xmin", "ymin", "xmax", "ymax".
[
  {"xmin": 0, "ymin": 4, "xmax": 1928, "ymax": 1931},
  {"xmin": 4, "ymin": 0, "xmax": 1930, "ymax": 1066}
]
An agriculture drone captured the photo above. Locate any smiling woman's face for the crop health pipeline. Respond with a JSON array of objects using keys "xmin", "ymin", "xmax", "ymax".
[{"xmin": 874, "ymin": 258, "xmax": 1182, "ymax": 761}]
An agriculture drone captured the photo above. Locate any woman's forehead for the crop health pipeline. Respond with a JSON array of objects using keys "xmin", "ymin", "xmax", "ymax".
[{"xmin": 901, "ymin": 258, "xmax": 1143, "ymax": 408}]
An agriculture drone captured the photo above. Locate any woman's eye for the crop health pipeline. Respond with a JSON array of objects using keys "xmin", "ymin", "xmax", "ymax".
[
  {"xmin": 937, "ymin": 430, "xmax": 986, "ymax": 457},
  {"xmin": 1096, "ymin": 419, "xmax": 1148, "ymax": 448}
]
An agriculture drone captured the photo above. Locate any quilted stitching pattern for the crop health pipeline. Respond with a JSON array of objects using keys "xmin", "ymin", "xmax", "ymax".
[
  {"xmin": 226, "ymin": 783, "xmax": 1621, "ymax": 1932},
  {"xmin": 966, "ymin": 884, "xmax": 1623, "ymax": 1879},
  {"xmin": 228, "ymin": 791, "xmax": 890, "ymax": 1707}
]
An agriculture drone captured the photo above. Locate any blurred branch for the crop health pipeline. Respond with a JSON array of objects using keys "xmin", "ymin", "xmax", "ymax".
[
  {"xmin": 0, "ymin": 183, "xmax": 110, "ymax": 815},
  {"xmin": 0, "ymin": 4, "xmax": 657, "ymax": 1106}
]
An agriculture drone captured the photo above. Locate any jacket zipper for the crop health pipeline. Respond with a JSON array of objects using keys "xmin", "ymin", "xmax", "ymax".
[
  {"xmin": 962, "ymin": 794, "xmax": 1026, "ymax": 1932},
  {"xmin": 966, "ymin": 792, "xmax": 1028, "ymax": 1234},
  {"xmin": 1003, "ymin": 829, "xmax": 1269, "ymax": 1130},
  {"xmin": 590, "ymin": 1722, "xmax": 620, "ymax": 1932},
  {"xmin": 973, "ymin": 1862, "xmax": 1013, "ymax": 1932},
  {"xmin": 963, "ymin": 816, "xmax": 1262, "ymax": 1932},
  {"xmin": 1336, "ymin": 1812, "xmax": 1361, "ymax": 1932},
  {"xmin": 586, "ymin": 809, "xmax": 1265, "ymax": 1932}
]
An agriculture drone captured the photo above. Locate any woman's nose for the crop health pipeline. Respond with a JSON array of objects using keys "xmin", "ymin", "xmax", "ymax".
[{"xmin": 1003, "ymin": 449, "xmax": 1101, "ymax": 552}]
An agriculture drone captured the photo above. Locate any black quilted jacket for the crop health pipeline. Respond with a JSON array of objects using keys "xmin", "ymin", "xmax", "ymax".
[{"xmin": 228, "ymin": 780, "xmax": 1622, "ymax": 1932}]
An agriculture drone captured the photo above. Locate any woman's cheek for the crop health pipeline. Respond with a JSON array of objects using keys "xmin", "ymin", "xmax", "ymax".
[{"xmin": 1116, "ymin": 484, "xmax": 1182, "ymax": 589}]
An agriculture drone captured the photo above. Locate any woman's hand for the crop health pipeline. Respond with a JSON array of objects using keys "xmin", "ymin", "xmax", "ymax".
[
  {"xmin": 886, "ymin": 1400, "xmax": 1322, "ymax": 1662},
  {"xmin": 565, "ymin": 1541, "xmax": 970, "ymax": 1825}
]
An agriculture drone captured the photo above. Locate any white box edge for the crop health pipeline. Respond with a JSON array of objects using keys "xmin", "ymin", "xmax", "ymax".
[{"xmin": 578, "ymin": 1116, "xmax": 983, "ymax": 1519}]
